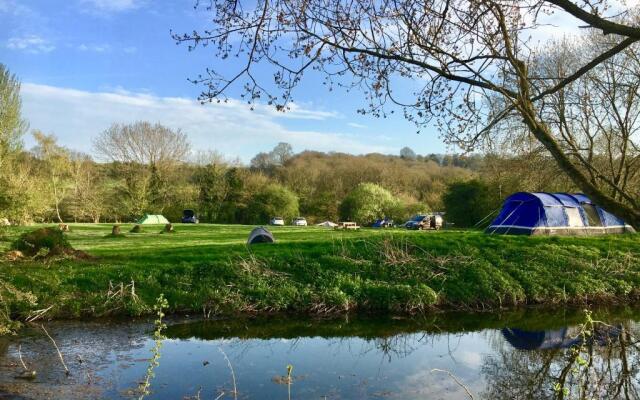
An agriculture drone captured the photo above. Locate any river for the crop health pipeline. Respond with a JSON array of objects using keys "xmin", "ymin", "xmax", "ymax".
[{"xmin": 1, "ymin": 306, "xmax": 638, "ymax": 399}]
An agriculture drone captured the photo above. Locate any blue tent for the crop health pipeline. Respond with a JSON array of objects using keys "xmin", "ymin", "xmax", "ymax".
[
  {"xmin": 486, "ymin": 192, "xmax": 635, "ymax": 235},
  {"xmin": 502, "ymin": 327, "xmax": 580, "ymax": 350}
]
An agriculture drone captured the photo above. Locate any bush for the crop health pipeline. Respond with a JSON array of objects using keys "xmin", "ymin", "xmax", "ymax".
[
  {"xmin": 244, "ymin": 183, "xmax": 299, "ymax": 224},
  {"xmin": 443, "ymin": 179, "xmax": 498, "ymax": 228},
  {"xmin": 12, "ymin": 227, "xmax": 72, "ymax": 256},
  {"xmin": 339, "ymin": 183, "xmax": 402, "ymax": 225}
]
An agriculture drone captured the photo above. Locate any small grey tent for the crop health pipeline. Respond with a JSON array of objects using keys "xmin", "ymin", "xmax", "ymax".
[
  {"xmin": 137, "ymin": 214, "xmax": 170, "ymax": 224},
  {"xmin": 247, "ymin": 226, "xmax": 275, "ymax": 245}
]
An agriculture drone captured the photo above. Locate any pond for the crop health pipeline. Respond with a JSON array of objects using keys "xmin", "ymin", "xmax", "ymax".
[{"xmin": 1, "ymin": 307, "xmax": 639, "ymax": 399}]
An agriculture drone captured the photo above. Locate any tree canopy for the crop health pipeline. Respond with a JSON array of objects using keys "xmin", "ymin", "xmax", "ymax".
[
  {"xmin": 0, "ymin": 64, "xmax": 27, "ymax": 168},
  {"xmin": 339, "ymin": 182, "xmax": 401, "ymax": 224}
]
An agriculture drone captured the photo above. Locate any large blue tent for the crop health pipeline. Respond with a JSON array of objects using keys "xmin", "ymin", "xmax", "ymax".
[{"xmin": 486, "ymin": 192, "xmax": 635, "ymax": 235}]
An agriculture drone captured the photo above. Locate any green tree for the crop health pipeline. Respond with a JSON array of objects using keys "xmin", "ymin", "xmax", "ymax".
[
  {"xmin": 0, "ymin": 154, "xmax": 50, "ymax": 224},
  {"xmin": 193, "ymin": 161, "xmax": 231, "ymax": 222},
  {"xmin": 245, "ymin": 183, "xmax": 299, "ymax": 224},
  {"xmin": 0, "ymin": 64, "xmax": 31, "ymax": 223},
  {"xmin": 399, "ymin": 147, "xmax": 416, "ymax": 160},
  {"xmin": 94, "ymin": 122, "xmax": 191, "ymax": 217},
  {"xmin": 339, "ymin": 183, "xmax": 400, "ymax": 225},
  {"xmin": 443, "ymin": 180, "xmax": 497, "ymax": 228},
  {"xmin": 0, "ymin": 64, "xmax": 27, "ymax": 169},
  {"xmin": 65, "ymin": 152, "xmax": 108, "ymax": 222},
  {"xmin": 32, "ymin": 131, "xmax": 72, "ymax": 223}
]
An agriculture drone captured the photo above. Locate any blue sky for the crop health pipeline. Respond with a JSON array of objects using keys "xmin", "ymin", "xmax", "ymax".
[
  {"xmin": 1, "ymin": 0, "xmax": 604, "ymax": 161},
  {"xmin": 0, "ymin": 0, "xmax": 451, "ymax": 161}
]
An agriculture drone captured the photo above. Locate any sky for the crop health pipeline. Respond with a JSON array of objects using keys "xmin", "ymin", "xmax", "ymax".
[{"xmin": 0, "ymin": 0, "xmax": 627, "ymax": 162}]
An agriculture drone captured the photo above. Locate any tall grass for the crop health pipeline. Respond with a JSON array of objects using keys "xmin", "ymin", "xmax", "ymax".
[{"xmin": 0, "ymin": 224, "xmax": 638, "ymax": 325}]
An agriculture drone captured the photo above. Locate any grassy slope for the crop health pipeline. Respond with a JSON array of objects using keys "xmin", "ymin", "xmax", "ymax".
[{"xmin": 1, "ymin": 224, "xmax": 639, "ymax": 320}]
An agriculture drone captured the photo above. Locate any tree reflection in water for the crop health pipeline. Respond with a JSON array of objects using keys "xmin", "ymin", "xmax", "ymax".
[{"xmin": 482, "ymin": 321, "xmax": 640, "ymax": 399}]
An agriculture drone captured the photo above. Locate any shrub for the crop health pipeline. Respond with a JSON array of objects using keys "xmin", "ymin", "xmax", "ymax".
[
  {"xmin": 12, "ymin": 227, "xmax": 72, "ymax": 256},
  {"xmin": 339, "ymin": 183, "xmax": 402, "ymax": 225},
  {"xmin": 244, "ymin": 183, "xmax": 299, "ymax": 224},
  {"xmin": 443, "ymin": 179, "xmax": 497, "ymax": 228}
]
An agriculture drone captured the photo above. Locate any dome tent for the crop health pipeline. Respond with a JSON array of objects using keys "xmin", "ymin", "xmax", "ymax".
[
  {"xmin": 137, "ymin": 214, "xmax": 170, "ymax": 224},
  {"xmin": 502, "ymin": 327, "xmax": 579, "ymax": 350},
  {"xmin": 247, "ymin": 226, "xmax": 275, "ymax": 245},
  {"xmin": 486, "ymin": 192, "xmax": 635, "ymax": 235}
]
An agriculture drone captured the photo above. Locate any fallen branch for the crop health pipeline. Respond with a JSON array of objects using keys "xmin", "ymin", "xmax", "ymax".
[
  {"xmin": 219, "ymin": 347, "xmax": 238, "ymax": 400},
  {"xmin": 41, "ymin": 324, "xmax": 70, "ymax": 376},
  {"xmin": 14, "ymin": 344, "xmax": 37, "ymax": 380},
  {"xmin": 26, "ymin": 305, "xmax": 53, "ymax": 322},
  {"xmin": 431, "ymin": 368, "xmax": 474, "ymax": 399},
  {"xmin": 17, "ymin": 344, "xmax": 28, "ymax": 370}
]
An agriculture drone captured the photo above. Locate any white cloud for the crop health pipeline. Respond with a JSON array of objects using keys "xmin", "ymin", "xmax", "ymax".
[
  {"xmin": 80, "ymin": 0, "xmax": 144, "ymax": 12},
  {"xmin": 123, "ymin": 46, "xmax": 137, "ymax": 54},
  {"xmin": 348, "ymin": 122, "xmax": 367, "ymax": 129},
  {"xmin": 6, "ymin": 35, "xmax": 55, "ymax": 54},
  {"xmin": 77, "ymin": 43, "xmax": 111, "ymax": 52},
  {"xmin": 0, "ymin": 0, "xmax": 31, "ymax": 15},
  {"xmin": 20, "ymin": 83, "xmax": 396, "ymax": 162}
]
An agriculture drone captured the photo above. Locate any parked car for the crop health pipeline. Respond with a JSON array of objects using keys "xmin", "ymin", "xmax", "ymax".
[
  {"xmin": 292, "ymin": 217, "xmax": 308, "ymax": 226},
  {"xmin": 181, "ymin": 209, "xmax": 199, "ymax": 224},
  {"xmin": 270, "ymin": 217, "xmax": 285, "ymax": 226},
  {"xmin": 406, "ymin": 214, "xmax": 443, "ymax": 230}
]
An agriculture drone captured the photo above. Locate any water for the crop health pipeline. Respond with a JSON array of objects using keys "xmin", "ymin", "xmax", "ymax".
[{"xmin": 1, "ymin": 307, "xmax": 639, "ymax": 399}]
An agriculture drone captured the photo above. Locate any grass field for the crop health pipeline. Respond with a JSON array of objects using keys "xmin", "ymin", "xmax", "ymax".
[{"xmin": 1, "ymin": 224, "xmax": 640, "ymax": 324}]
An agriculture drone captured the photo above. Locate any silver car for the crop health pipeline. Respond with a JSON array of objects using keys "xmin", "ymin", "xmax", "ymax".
[
  {"xmin": 292, "ymin": 217, "xmax": 308, "ymax": 226},
  {"xmin": 270, "ymin": 217, "xmax": 285, "ymax": 226}
]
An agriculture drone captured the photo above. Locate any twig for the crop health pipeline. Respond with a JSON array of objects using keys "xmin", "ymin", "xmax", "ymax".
[
  {"xmin": 41, "ymin": 324, "xmax": 70, "ymax": 376},
  {"xmin": 17, "ymin": 344, "xmax": 28, "ymax": 371},
  {"xmin": 218, "ymin": 347, "xmax": 237, "ymax": 399},
  {"xmin": 431, "ymin": 368, "xmax": 474, "ymax": 399},
  {"xmin": 26, "ymin": 305, "xmax": 53, "ymax": 322},
  {"xmin": 214, "ymin": 392, "xmax": 225, "ymax": 400}
]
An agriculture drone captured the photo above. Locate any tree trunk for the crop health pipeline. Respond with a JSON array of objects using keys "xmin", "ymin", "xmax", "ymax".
[
  {"xmin": 519, "ymin": 97, "xmax": 640, "ymax": 229},
  {"xmin": 508, "ymin": 56, "xmax": 640, "ymax": 229}
]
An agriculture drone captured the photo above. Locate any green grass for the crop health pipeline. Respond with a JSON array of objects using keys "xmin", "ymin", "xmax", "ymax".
[{"xmin": 1, "ymin": 224, "xmax": 639, "ymax": 322}]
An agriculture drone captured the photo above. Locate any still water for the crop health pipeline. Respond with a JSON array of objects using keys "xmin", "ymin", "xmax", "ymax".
[{"xmin": 0, "ymin": 307, "xmax": 638, "ymax": 399}]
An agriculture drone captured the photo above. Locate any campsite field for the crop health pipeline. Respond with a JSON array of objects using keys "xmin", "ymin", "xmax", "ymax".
[{"xmin": 1, "ymin": 224, "xmax": 640, "ymax": 323}]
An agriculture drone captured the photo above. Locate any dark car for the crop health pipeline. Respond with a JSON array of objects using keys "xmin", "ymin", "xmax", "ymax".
[
  {"xmin": 181, "ymin": 209, "xmax": 199, "ymax": 224},
  {"xmin": 406, "ymin": 214, "xmax": 443, "ymax": 230},
  {"xmin": 372, "ymin": 217, "xmax": 394, "ymax": 228}
]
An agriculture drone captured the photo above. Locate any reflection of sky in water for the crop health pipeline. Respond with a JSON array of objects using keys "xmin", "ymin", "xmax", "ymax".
[
  {"xmin": 3, "ymin": 312, "xmax": 638, "ymax": 399},
  {"xmin": 97, "ymin": 331, "xmax": 493, "ymax": 399}
]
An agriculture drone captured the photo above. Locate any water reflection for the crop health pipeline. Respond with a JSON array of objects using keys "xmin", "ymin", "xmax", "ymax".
[
  {"xmin": 485, "ymin": 322, "xmax": 638, "ymax": 399},
  {"xmin": 0, "ymin": 308, "xmax": 639, "ymax": 399}
]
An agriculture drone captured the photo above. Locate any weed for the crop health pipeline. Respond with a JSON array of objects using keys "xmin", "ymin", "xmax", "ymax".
[{"xmin": 137, "ymin": 294, "xmax": 169, "ymax": 399}]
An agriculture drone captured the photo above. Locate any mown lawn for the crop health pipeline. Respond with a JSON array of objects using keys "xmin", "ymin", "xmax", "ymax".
[{"xmin": 1, "ymin": 223, "xmax": 640, "ymax": 322}]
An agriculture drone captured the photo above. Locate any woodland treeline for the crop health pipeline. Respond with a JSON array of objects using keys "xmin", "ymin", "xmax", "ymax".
[
  {"xmin": 0, "ymin": 143, "xmax": 573, "ymax": 226},
  {"xmin": 1, "ymin": 64, "xmax": 574, "ymax": 226}
]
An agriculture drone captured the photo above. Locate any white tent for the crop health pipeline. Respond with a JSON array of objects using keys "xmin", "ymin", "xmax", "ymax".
[{"xmin": 316, "ymin": 221, "xmax": 338, "ymax": 228}]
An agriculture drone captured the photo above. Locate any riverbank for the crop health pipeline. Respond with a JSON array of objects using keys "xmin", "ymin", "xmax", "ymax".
[{"xmin": 1, "ymin": 224, "xmax": 639, "ymax": 330}]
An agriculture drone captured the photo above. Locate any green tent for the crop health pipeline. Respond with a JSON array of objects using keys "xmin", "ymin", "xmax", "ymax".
[{"xmin": 137, "ymin": 214, "xmax": 170, "ymax": 224}]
